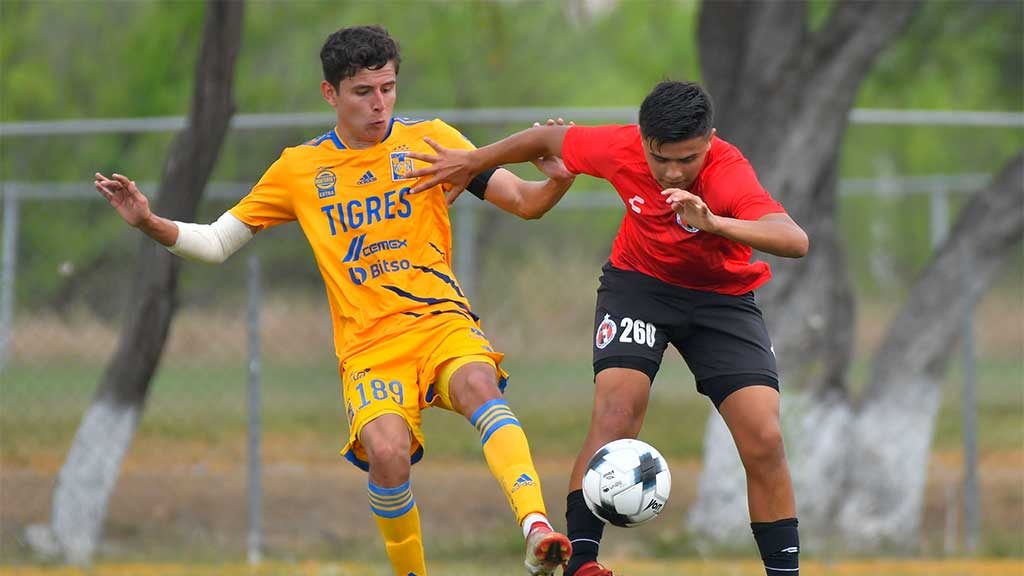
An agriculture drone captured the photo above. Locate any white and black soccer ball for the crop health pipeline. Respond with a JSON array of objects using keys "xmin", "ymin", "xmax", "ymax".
[{"xmin": 582, "ymin": 438, "xmax": 671, "ymax": 527}]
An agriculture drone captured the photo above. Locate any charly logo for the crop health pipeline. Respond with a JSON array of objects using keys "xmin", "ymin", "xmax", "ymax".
[
  {"xmin": 315, "ymin": 167, "xmax": 337, "ymax": 199},
  {"xmin": 676, "ymin": 213, "xmax": 699, "ymax": 233},
  {"xmin": 390, "ymin": 151, "xmax": 415, "ymax": 181},
  {"xmin": 595, "ymin": 314, "xmax": 617, "ymax": 349},
  {"xmin": 628, "ymin": 195, "xmax": 645, "ymax": 214}
]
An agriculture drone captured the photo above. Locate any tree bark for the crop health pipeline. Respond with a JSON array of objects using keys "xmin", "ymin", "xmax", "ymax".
[
  {"xmin": 692, "ymin": 0, "xmax": 1022, "ymax": 551},
  {"xmin": 837, "ymin": 153, "xmax": 1024, "ymax": 548},
  {"xmin": 689, "ymin": 0, "xmax": 923, "ymax": 546},
  {"xmin": 25, "ymin": 1, "xmax": 244, "ymax": 563}
]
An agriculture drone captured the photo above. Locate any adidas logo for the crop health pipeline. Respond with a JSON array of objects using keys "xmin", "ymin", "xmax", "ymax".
[
  {"xmin": 512, "ymin": 473, "xmax": 535, "ymax": 492},
  {"xmin": 357, "ymin": 170, "xmax": 377, "ymax": 185}
]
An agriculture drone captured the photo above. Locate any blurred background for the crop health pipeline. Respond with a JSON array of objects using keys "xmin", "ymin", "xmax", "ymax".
[{"xmin": 1, "ymin": 0, "xmax": 1021, "ymax": 573}]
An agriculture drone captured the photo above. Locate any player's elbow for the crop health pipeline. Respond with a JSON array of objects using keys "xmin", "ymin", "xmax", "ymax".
[
  {"xmin": 785, "ymin": 229, "xmax": 809, "ymax": 258},
  {"xmin": 505, "ymin": 194, "xmax": 547, "ymax": 220},
  {"xmin": 517, "ymin": 205, "xmax": 549, "ymax": 220},
  {"xmin": 174, "ymin": 251, "xmax": 230, "ymax": 265}
]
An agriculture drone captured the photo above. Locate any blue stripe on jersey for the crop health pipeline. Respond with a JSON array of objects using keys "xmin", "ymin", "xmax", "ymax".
[
  {"xmin": 428, "ymin": 242, "xmax": 446, "ymax": 258},
  {"xmin": 303, "ymin": 131, "xmax": 333, "ymax": 147},
  {"xmin": 329, "ymin": 129, "xmax": 345, "ymax": 149},
  {"xmin": 382, "ymin": 117, "xmax": 397, "ymax": 141},
  {"xmin": 381, "ymin": 285, "xmax": 473, "ymax": 316},
  {"xmin": 412, "ymin": 265, "xmax": 465, "ymax": 298}
]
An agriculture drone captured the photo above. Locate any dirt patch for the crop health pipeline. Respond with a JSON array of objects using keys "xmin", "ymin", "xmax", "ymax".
[{"xmin": 1, "ymin": 452, "xmax": 1019, "ymax": 562}]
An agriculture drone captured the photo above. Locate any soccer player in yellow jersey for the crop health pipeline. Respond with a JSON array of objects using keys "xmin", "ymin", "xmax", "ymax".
[{"xmin": 94, "ymin": 25, "xmax": 574, "ymax": 576}]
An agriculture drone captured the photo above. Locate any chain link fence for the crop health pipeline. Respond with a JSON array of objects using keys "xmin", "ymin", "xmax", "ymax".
[{"xmin": 1, "ymin": 110, "xmax": 1021, "ymax": 564}]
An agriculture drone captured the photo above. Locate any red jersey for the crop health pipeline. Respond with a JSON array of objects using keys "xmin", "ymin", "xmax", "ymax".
[{"xmin": 562, "ymin": 125, "xmax": 785, "ymax": 295}]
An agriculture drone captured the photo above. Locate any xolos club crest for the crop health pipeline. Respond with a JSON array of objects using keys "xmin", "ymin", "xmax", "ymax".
[{"xmin": 595, "ymin": 314, "xmax": 617, "ymax": 349}]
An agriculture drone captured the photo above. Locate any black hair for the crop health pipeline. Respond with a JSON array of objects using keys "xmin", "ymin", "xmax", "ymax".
[
  {"xmin": 320, "ymin": 25, "xmax": 401, "ymax": 88},
  {"xmin": 638, "ymin": 81, "xmax": 714, "ymax": 148}
]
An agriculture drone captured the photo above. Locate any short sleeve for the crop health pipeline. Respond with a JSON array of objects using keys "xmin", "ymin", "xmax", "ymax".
[
  {"xmin": 229, "ymin": 154, "xmax": 297, "ymax": 231},
  {"xmin": 430, "ymin": 119, "xmax": 477, "ymax": 152},
  {"xmin": 706, "ymin": 161, "xmax": 785, "ymax": 221},
  {"xmin": 562, "ymin": 125, "xmax": 630, "ymax": 179}
]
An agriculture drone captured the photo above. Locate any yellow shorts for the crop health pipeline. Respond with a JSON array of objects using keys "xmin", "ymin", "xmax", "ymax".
[{"xmin": 339, "ymin": 313, "xmax": 508, "ymax": 471}]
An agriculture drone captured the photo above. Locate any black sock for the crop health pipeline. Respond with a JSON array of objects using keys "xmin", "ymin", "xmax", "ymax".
[
  {"xmin": 751, "ymin": 517, "xmax": 800, "ymax": 576},
  {"xmin": 565, "ymin": 489, "xmax": 605, "ymax": 576}
]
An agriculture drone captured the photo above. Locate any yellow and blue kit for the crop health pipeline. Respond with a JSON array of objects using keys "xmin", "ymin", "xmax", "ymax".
[{"xmin": 229, "ymin": 117, "xmax": 508, "ymax": 469}]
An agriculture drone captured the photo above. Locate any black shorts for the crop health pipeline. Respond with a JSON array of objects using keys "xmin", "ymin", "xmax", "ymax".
[{"xmin": 592, "ymin": 262, "xmax": 779, "ymax": 408}]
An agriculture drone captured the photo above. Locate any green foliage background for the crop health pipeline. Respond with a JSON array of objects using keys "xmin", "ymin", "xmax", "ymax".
[{"xmin": 1, "ymin": 0, "xmax": 1021, "ymax": 308}]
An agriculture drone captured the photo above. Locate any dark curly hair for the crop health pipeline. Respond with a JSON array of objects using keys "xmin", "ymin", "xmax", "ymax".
[{"xmin": 321, "ymin": 25, "xmax": 401, "ymax": 88}]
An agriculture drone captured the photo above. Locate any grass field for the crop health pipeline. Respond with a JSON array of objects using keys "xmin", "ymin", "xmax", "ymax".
[
  {"xmin": 2, "ymin": 291, "xmax": 1021, "ymax": 565},
  {"xmin": 2, "ymin": 354, "xmax": 1021, "ymax": 464},
  {"xmin": 3, "ymin": 560, "xmax": 1024, "ymax": 575}
]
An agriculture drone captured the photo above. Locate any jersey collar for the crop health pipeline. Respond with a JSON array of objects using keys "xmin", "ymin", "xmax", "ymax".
[{"xmin": 332, "ymin": 118, "xmax": 397, "ymax": 151}]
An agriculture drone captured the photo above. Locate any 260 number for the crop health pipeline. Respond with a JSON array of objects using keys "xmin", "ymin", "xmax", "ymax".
[{"xmin": 619, "ymin": 317, "xmax": 656, "ymax": 348}]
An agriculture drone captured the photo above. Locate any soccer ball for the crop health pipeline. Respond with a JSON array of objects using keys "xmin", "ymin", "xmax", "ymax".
[{"xmin": 582, "ymin": 438, "xmax": 671, "ymax": 527}]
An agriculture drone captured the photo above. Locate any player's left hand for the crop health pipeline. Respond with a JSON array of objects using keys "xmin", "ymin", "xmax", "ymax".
[
  {"xmin": 406, "ymin": 138, "xmax": 476, "ymax": 204},
  {"xmin": 662, "ymin": 188, "xmax": 719, "ymax": 233}
]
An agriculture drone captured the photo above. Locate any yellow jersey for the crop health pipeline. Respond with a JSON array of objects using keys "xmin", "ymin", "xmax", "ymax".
[{"xmin": 229, "ymin": 117, "xmax": 477, "ymax": 360}]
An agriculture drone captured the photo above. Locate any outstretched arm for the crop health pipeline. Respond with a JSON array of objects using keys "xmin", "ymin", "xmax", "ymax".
[
  {"xmin": 95, "ymin": 172, "xmax": 178, "ymax": 245},
  {"xmin": 407, "ymin": 124, "xmax": 571, "ymax": 197},
  {"xmin": 438, "ymin": 119, "xmax": 577, "ymax": 214},
  {"xmin": 481, "ymin": 154, "xmax": 575, "ymax": 220},
  {"xmin": 663, "ymin": 188, "xmax": 809, "ymax": 258},
  {"xmin": 95, "ymin": 172, "xmax": 255, "ymax": 263}
]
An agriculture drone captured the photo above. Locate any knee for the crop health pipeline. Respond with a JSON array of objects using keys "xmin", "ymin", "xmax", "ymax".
[
  {"xmin": 593, "ymin": 401, "xmax": 644, "ymax": 437},
  {"xmin": 452, "ymin": 365, "xmax": 500, "ymax": 415},
  {"xmin": 362, "ymin": 422, "xmax": 412, "ymax": 474},
  {"xmin": 365, "ymin": 437, "xmax": 409, "ymax": 466},
  {"xmin": 738, "ymin": 423, "xmax": 787, "ymax": 471}
]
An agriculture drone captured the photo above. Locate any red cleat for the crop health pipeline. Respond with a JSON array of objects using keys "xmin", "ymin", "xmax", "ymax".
[
  {"xmin": 524, "ymin": 523, "xmax": 572, "ymax": 575},
  {"xmin": 572, "ymin": 560, "xmax": 615, "ymax": 576}
]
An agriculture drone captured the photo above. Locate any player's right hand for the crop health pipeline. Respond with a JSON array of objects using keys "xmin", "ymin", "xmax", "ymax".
[
  {"xmin": 95, "ymin": 172, "xmax": 152, "ymax": 228},
  {"xmin": 530, "ymin": 118, "xmax": 575, "ymax": 183}
]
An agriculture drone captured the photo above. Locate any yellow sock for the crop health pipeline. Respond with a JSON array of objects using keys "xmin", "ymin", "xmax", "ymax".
[
  {"xmin": 470, "ymin": 398, "xmax": 547, "ymax": 524},
  {"xmin": 369, "ymin": 480, "xmax": 427, "ymax": 576}
]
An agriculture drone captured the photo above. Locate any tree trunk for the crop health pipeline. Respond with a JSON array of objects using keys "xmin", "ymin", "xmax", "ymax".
[
  {"xmin": 691, "ymin": 0, "xmax": 1023, "ymax": 551},
  {"xmin": 688, "ymin": 0, "xmax": 923, "ymax": 546},
  {"xmin": 25, "ymin": 1, "xmax": 244, "ymax": 563},
  {"xmin": 837, "ymin": 153, "xmax": 1024, "ymax": 548}
]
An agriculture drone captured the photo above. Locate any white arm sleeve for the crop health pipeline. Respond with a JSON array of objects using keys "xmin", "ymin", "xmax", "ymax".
[{"xmin": 167, "ymin": 212, "xmax": 254, "ymax": 264}]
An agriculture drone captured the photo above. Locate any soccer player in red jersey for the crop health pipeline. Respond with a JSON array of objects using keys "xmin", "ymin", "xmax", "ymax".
[{"xmin": 407, "ymin": 81, "xmax": 809, "ymax": 576}]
